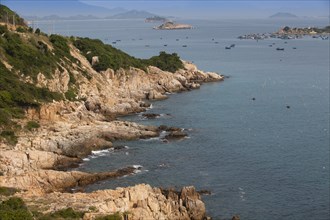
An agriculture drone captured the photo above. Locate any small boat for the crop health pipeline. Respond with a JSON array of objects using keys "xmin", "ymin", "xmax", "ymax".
[
  {"xmin": 276, "ymin": 47, "xmax": 284, "ymax": 51},
  {"xmin": 145, "ymin": 45, "xmax": 150, "ymax": 47},
  {"xmin": 182, "ymin": 45, "xmax": 187, "ymax": 47},
  {"xmin": 225, "ymin": 46, "xmax": 231, "ymax": 49},
  {"xmin": 214, "ymin": 42, "xmax": 219, "ymax": 44},
  {"xmin": 269, "ymin": 45, "xmax": 273, "ymax": 47},
  {"xmin": 292, "ymin": 47, "xmax": 297, "ymax": 49},
  {"xmin": 230, "ymin": 44, "xmax": 235, "ymax": 48},
  {"xmin": 163, "ymin": 44, "xmax": 168, "ymax": 47},
  {"xmin": 112, "ymin": 41, "xmax": 117, "ymax": 44}
]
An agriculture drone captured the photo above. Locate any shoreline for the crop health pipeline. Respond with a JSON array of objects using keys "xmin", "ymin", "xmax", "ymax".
[{"xmin": 0, "ymin": 49, "xmax": 224, "ymax": 218}]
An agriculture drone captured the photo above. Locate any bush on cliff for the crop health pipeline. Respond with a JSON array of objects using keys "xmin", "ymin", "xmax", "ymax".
[
  {"xmin": 147, "ymin": 51, "xmax": 183, "ymax": 72},
  {"xmin": 0, "ymin": 197, "xmax": 33, "ymax": 220}
]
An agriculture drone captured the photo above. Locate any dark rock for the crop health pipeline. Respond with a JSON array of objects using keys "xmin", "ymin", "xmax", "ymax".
[
  {"xmin": 165, "ymin": 130, "xmax": 188, "ymax": 140},
  {"xmin": 142, "ymin": 113, "xmax": 160, "ymax": 119},
  {"xmin": 232, "ymin": 215, "xmax": 240, "ymax": 220},
  {"xmin": 113, "ymin": 145, "xmax": 127, "ymax": 150},
  {"xmin": 198, "ymin": 190, "xmax": 212, "ymax": 195},
  {"xmin": 158, "ymin": 125, "xmax": 182, "ymax": 132},
  {"xmin": 286, "ymin": 105, "xmax": 290, "ymax": 109},
  {"xmin": 252, "ymin": 97, "xmax": 256, "ymax": 100},
  {"xmin": 139, "ymin": 102, "xmax": 151, "ymax": 108}
]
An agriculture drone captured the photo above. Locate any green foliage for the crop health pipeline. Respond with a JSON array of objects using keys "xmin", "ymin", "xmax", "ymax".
[
  {"xmin": 65, "ymin": 87, "xmax": 77, "ymax": 101},
  {"xmin": 0, "ymin": 30, "xmax": 58, "ymax": 78},
  {"xmin": 0, "ymin": 197, "xmax": 33, "ymax": 220},
  {"xmin": 73, "ymin": 37, "xmax": 145, "ymax": 72},
  {"xmin": 38, "ymin": 208, "xmax": 84, "ymax": 220},
  {"xmin": 0, "ymin": 62, "xmax": 62, "ymax": 142},
  {"xmin": 25, "ymin": 121, "xmax": 40, "ymax": 131},
  {"xmin": 147, "ymin": 51, "xmax": 183, "ymax": 72},
  {"xmin": 0, "ymin": 5, "xmax": 26, "ymax": 26},
  {"xmin": 95, "ymin": 212, "xmax": 122, "ymax": 220},
  {"xmin": 16, "ymin": 26, "xmax": 26, "ymax": 33},
  {"xmin": 0, "ymin": 25, "xmax": 8, "ymax": 34},
  {"xmin": 72, "ymin": 37, "xmax": 184, "ymax": 73},
  {"xmin": 0, "ymin": 130, "xmax": 18, "ymax": 145},
  {"xmin": 35, "ymin": 28, "xmax": 40, "ymax": 35},
  {"xmin": 0, "ymin": 187, "xmax": 19, "ymax": 196},
  {"xmin": 49, "ymin": 34, "xmax": 73, "ymax": 60}
]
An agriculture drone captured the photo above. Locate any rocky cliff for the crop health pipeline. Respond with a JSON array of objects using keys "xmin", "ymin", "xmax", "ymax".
[{"xmin": 0, "ymin": 10, "xmax": 223, "ymax": 219}]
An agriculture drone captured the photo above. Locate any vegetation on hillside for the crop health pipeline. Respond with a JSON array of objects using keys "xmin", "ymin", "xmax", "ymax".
[
  {"xmin": 0, "ymin": 5, "xmax": 185, "ymax": 145},
  {"xmin": 73, "ymin": 37, "xmax": 183, "ymax": 72},
  {"xmin": 0, "ymin": 4, "xmax": 26, "ymax": 26}
]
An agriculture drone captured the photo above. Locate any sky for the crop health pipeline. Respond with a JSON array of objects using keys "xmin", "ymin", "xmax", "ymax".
[
  {"xmin": 1, "ymin": 0, "xmax": 329, "ymax": 19},
  {"xmin": 81, "ymin": 0, "xmax": 329, "ymax": 18}
]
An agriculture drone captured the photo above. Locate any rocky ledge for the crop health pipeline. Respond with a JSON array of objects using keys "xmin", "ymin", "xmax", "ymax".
[{"xmin": 0, "ymin": 39, "xmax": 223, "ymax": 219}]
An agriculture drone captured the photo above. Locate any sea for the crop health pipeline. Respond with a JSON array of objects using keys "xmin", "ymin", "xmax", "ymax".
[{"xmin": 35, "ymin": 18, "xmax": 329, "ymax": 219}]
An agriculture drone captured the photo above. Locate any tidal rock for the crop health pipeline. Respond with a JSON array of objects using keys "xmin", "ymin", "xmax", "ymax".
[
  {"xmin": 165, "ymin": 130, "xmax": 188, "ymax": 140},
  {"xmin": 142, "ymin": 113, "xmax": 160, "ymax": 119}
]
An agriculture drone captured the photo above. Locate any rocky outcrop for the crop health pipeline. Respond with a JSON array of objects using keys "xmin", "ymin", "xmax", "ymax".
[{"xmin": 19, "ymin": 184, "xmax": 206, "ymax": 220}]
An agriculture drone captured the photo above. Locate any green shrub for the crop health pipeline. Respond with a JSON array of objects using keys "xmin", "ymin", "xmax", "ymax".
[
  {"xmin": 0, "ymin": 197, "xmax": 33, "ymax": 220},
  {"xmin": 65, "ymin": 87, "xmax": 77, "ymax": 101},
  {"xmin": 16, "ymin": 26, "xmax": 26, "ymax": 33},
  {"xmin": 147, "ymin": 51, "xmax": 183, "ymax": 72},
  {"xmin": 39, "ymin": 207, "xmax": 84, "ymax": 219},
  {"xmin": 35, "ymin": 28, "xmax": 40, "ymax": 35},
  {"xmin": 95, "ymin": 212, "xmax": 122, "ymax": 220},
  {"xmin": 25, "ymin": 121, "xmax": 40, "ymax": 131},
  {"xmin": 0, "ymin": 130, "xmax": 18, "ymax": 145},
  {"xmin": 0, "ymin": 187, "xmax": 19, "ymax": 196}
]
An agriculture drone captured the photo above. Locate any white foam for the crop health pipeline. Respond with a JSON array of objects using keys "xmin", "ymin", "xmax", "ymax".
[
  {"xmin": 132, "ymin": 165, "xmax": 143, "ymax": 169},
  {"xmin": 91, "ymin": 149, "xmax": 113, "ymax": 157},
  {"xmin": 82, "ymin": 158, "xmax": 90, "ymax": 161}
]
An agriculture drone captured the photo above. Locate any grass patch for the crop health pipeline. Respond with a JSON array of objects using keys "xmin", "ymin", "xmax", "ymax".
[
  {"xmin": 38, "ymin": 207, "xmax": 85, "ymax": 220},
  {"xmin": 95, "ymin": 212, "xmax": 122, "ymax": 220},
  {"xmin": 25, "ymin": 121, "xmax": 40, "ymax": 131}
]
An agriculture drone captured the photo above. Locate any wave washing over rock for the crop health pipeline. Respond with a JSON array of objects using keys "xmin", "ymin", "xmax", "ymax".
[{"xmin": 0, "ymin": 9, "xmax": 224, "ymax": 219}]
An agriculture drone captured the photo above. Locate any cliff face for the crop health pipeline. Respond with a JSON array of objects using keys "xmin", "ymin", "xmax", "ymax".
[{"xmin": 0, "ymin": 15, "xmax": 223, "ymax": 219}]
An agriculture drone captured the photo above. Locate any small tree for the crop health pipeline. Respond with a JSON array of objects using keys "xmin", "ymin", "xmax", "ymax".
[{"xmin": 35, "ymin": 28, "xmax": 40, "ymax": 35}]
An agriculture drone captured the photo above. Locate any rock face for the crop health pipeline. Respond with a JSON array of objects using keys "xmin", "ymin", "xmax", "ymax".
[
  {"xmin": 19, "ymin": 184, "xmax": 206, "ymax": 220},
  {"xmin": 0, "ymin": 43, "xmax": 224, "ymax": 219}
]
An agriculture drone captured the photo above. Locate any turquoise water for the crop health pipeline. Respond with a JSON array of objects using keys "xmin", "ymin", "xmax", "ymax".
[{"xmin": 37, "ymin": 19, "xmax": 329, "ymax": 219}]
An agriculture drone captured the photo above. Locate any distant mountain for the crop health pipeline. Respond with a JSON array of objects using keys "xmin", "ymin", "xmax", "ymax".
[
  {"xmin": 270, "ymin": 12, "xmax": 298, "ymax": 18},
  {"xmin": 107, "ymin": 10, "xmax": 157, "ymax": 19},
  {"xmin": 1, "ymin": 0, "xmax": 126, "ymax": 17},
  {"xmin": 23, "ymin": 14, "xmax": 100, "ymax": 21}
]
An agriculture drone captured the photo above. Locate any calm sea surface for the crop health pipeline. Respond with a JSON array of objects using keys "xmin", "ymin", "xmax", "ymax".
[{"xmin": 36, "ymin": 19, "xmax": 329, "ymax": 219}]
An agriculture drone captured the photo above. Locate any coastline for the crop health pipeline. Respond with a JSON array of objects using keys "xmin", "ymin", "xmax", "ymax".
[{"xmin": 0, "ymin": 39, "xmax": 224, "ymax": 219}]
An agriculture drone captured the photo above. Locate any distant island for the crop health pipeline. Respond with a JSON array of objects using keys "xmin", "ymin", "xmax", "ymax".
[
  {"xmin": 238, "ymin": 25, "xmax": 330, "ymax": 40},
  {"xmin": 154, "ymin": 21, "xmax": 193, "ymax": 30},
  {"xmin": 270, "ymin": 12, "xmax": 298, "ymax": 18},
  {"xmin": 145, "ymin": 16, "xmax": 168, "ymax": 23}
]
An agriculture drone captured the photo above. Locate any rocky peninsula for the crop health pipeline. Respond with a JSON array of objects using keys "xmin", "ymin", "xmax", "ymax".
[
  {"xmin": 0, "ymin": 5, "xmax": 223, "ymax": 219},
  {"xmin": 154, "ymin": 21, "xmax": 193, "ymax": 30}
]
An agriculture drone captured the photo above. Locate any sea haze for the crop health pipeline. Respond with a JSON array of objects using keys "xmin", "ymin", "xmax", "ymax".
[{"xmin": 35, "ymin": 18, "xmax": 330, "ymax": 219}]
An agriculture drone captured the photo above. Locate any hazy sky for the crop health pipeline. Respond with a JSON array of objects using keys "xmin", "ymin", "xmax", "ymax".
[
  {"xmin": 81, "ymin": 0, "xmax": 329, "ymax": 18},
  {"xmin": 2, "ymin": 0, "xmax": 329, "ymax": 19}
]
